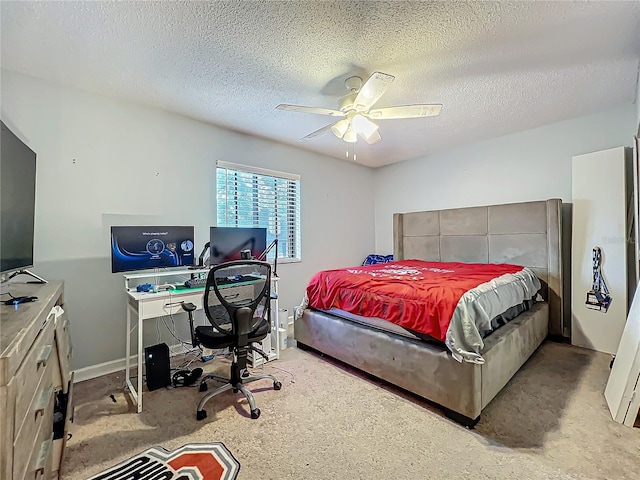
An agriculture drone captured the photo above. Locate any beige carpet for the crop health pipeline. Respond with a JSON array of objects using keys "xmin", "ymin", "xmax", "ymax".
[{"xmin": 63, "ymin": 341, "xmax": 639, "ymax": 480}]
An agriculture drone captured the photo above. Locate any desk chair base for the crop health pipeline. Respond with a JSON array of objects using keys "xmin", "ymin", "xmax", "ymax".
[{"xmin": 196, "ymin": 372, "xmax": 281, "ymax": 421}]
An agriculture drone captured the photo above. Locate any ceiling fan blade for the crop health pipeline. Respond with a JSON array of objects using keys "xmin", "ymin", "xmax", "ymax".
[
  {"xmin": 353, "ymin": 72, "xmax": 395, "ymax": 112},
  {"xmin": 362, "ymin": 130, "xmax": 382, "ymax": 145},
  {"xmin": 368, "ymin": 104, "xmax": 443, "ymax": 119},
  {"xmin": 276, "ymin": 104, "xmax": 346, "ymax": 117},
  {"xmin": 300, "ymin": 123, "xmax": 336, "ymax": 141}
]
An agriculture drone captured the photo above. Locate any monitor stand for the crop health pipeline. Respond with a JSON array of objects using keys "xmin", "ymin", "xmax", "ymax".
[{"xmin": 3, "ymin": 269, "xmax": 48, "ymax": 284}]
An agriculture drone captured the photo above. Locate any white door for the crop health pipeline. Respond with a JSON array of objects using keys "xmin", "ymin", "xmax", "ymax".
[
  {"xmin": 571, "ymin": 147, "xmax": 627, "ymax": 354},
  {"xmin": 605, "ymin": 282, "xmax": 640, "ymax": 426}
]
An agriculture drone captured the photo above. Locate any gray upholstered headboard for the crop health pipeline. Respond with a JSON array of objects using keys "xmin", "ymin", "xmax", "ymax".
[{"xmin": 393, "ymin": 199, "xmax": 563, "ymax": 336}]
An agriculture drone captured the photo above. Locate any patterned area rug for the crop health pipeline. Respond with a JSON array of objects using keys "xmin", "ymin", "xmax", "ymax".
[{"xmin": 87, "ymin": 443, "xmax": 240, "ymax": 480}]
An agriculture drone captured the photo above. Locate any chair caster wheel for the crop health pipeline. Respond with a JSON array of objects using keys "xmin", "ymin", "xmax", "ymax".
[
  {"xmin": 199, "ymin": 382, "xmax": 208, "ymax": 392},
  {"xmin": 233, "ymin": 388, "xmax": 238, "ymax": 393},
  {"xmin": 196, "ymin": 410, "xmax": 207, "ymax": 421},
  {"xmin": 251, "ymin": 408, "xmax": 261, "ymax": 419},
  {"xmin": 241, "ymin": 369, "xmax": 250, "ymax": 378},
  {"xmin": 273, "ymin": 381, "xmax": 282, "ymax": 390}
]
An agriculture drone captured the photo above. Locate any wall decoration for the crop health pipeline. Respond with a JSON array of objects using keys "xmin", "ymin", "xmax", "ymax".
[{"xmin": 585, "ymin": 246, "xmax": 612, "ymax": 313}]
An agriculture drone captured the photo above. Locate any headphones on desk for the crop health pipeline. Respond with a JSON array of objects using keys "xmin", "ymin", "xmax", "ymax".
[{"xmin": 172, "ymin": 367, "xmax": 203, "ymax": 387}]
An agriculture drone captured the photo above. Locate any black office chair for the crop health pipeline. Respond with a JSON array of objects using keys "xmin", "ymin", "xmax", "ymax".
[{"xmin": 180, "ymin": 260, "xmax": 281, "ymax": 420}]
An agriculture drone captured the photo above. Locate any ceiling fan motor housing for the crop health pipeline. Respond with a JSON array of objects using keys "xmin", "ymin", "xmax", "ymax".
[{"xmin": 344, "ymin": 76, "xmax": 362, "ymax": 92}]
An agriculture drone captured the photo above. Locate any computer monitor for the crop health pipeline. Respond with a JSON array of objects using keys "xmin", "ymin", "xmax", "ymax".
[
  {"xmin": 209, "ymin": 227, "xmax": 267, "ymax": 265},
  {"xmin": 111, "ymin": 226, "xmax": 195, "ymax": 273}
]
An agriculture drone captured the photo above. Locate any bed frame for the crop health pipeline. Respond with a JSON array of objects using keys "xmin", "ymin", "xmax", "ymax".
[{"xmin": 294, "ymin": 199, "xmax": 563, "ymax": 427}]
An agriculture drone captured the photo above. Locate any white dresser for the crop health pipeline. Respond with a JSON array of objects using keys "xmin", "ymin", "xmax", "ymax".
[{"xmin": 0, "ymin": 281, "xmax": 73, "ymax": 480}]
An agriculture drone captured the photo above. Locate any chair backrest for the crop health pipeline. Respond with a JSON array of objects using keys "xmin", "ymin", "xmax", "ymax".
[{"xmin": 203, "ymin": 260, "xmax": 272, "ymax": 340}]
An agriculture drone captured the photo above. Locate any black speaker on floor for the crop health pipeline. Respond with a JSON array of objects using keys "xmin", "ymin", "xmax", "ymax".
[{"xmin": 144, "ymin": 343, "xmax": 171, "ymax": 391}]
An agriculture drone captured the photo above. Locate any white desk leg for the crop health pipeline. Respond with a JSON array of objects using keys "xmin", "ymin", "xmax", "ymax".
[
  {"xmin": 125, "ymin": 303, "xmax": 142, "ymax": 413},
  {"xmin": 137, "ymin": 309, "xmax": 143, "ymax": 413},
  {"xmin": 125, "ymin": 305, "xmax": 131, "ymax": 388},
  {"xmin": 274, "ymin": 278, "xmax": 280, "ymax": 360}
]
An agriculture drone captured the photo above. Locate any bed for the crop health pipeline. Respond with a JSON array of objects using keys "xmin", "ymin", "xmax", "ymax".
[{"xmin": 294, "ymin": 199, "xmax": 563, "ymax": 427}]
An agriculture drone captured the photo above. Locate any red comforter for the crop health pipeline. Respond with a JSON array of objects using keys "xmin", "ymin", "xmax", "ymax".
[{"xmin": 306, "ymin": 259, "xmax": 524, "ymax": 341}]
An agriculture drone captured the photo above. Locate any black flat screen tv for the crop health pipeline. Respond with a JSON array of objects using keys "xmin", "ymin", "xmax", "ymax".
[
  {"xmin": 1, "ymin": 121, "xmax": 37, "ymax": 275},
  {"xmin": 209, "ymin": 227, "xmax": 267, "ymax": 265},
  {"xmin": 111, "ymin": 226, "xmax": 195, "ymax": 273}
]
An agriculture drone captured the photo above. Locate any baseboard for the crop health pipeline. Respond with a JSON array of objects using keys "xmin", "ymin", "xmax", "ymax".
[{"xmin": 73, "ymin": 343, "xmax": 188, "ymax": 384}]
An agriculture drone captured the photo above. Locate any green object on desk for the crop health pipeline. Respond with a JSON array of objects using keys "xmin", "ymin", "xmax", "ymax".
[{"xmin": 173, "ymin": 278, "xmax": 263, "ymax": 292}]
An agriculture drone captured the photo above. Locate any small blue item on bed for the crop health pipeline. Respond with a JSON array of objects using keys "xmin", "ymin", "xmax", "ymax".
[{"xmin": 362, "ymin": 254, "xmax": 394, "ymax": 266}]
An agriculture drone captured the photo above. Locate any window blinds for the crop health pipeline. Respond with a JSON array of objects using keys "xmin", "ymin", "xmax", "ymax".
[{"xmin": 216, "ymin": 161, "xmax": 301, "ymax": 261}]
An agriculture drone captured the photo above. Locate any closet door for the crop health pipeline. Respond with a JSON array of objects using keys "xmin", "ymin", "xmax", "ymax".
[
  {"xmin": 571, "ymin": 146, "xmax": 627, "ymax": 354},
  {"xmin": 605, "ymin": 282, "xmax": 640, "ymax": 426}
]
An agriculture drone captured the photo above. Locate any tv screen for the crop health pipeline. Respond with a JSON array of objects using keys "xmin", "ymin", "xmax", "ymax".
[
  {"xmin": 209, "ymin": 227, "xmax": 267, "ymax": 265},
  {"xmin": 1, "ymin": 121, "xmax": 36, "ymax": 274},
  {"xmin": 111, "ymin": 226, "xmax": 195, "ymax": 273}
]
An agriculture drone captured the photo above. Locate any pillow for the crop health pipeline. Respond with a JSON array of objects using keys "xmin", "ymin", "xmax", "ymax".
[{"xmin": 362, "ymin": 254, "xmax": 394, "ymax": 266}]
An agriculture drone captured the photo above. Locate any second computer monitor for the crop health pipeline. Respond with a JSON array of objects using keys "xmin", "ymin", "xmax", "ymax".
[{"xmin": 209, "ymin": 227, "xmax": 267, "ymax": 265}]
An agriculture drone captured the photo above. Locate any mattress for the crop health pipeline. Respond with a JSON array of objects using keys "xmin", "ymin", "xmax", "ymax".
[
  {"xmin": 297, "ymin": 260, "xmax": 541, "ymax": 363},
  {"xmin": 318, "ymin": 299, "xmax": 535, "ymax": 345}
]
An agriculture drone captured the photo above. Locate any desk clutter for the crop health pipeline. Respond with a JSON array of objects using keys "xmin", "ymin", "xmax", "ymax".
[{"xmin": 131, "ymin": 273, "xmax": 267, "ymax": 293}]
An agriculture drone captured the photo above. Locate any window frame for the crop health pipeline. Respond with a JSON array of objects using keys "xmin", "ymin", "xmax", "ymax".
[{"xmin": 216, "ymin": 160, "xmax": 301, "ymax": 264}]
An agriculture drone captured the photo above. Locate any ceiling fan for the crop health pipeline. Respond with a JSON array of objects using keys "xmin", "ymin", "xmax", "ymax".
[{"xmin": 276, "ymin": 72, "xmax": 442, "ymax": 144}]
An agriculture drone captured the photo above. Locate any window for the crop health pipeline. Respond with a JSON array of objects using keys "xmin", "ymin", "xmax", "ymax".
[{"xmin": 216, "ymin": 161, "xmax": 301, "ymax": 262}]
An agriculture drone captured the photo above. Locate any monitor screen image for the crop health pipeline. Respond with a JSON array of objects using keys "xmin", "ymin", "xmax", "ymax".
[
  {"xmin": 111, "ymin": 226, "xmax": 195, "ymax": 273},
  {"xmin": 1, "ymin": 121, "xmax": 37, "ymax": 274},
  {"xmin": 209, "ymin": 227, "xmax": 267, "ymax": 265}
]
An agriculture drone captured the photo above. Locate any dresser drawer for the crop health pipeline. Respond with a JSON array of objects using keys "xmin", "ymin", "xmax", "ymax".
[
  {"xmin": 0, "ymin": 379, "xmax": 15, "ymax": 480},
  {"xmin": 21, "ymin": 423, "xmax": 53, "ymax": 480},
  {"xmin": 13, "ymin": 374, "xmax": 54, "ymax": 480},
  {"xmin": 23, "ymin": 437, "xmax": 53, "ymax": 480},
  {"xmin": 54, "ymin": 313, "xmax": 72, "ymax": 392},
  {"xmin": 14, "ymin": 320, "xmax": 55, "ymax": 437}
]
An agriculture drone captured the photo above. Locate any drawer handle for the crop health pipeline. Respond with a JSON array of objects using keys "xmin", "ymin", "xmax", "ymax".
[
  {"xmin": 37, "ymin": 345, "xmax": 52, "ymax": 368},
  {"xmin": 223, "ymin": 293, "xmax": 240, "ymax": 300},
  {"xmin": 35, "ymin": 386, "xmax": 53, "ymax": 418},
  {"xmin": 34, "ymin": 438, "xmax": 53, "ymax": 479}
]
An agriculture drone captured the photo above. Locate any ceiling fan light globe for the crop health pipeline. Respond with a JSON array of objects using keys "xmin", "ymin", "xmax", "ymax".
[
  {"xmin": 343, "ymin": 126, "xmax": 358, "ymax": 143},
  {"xmin": 363, "ymin": 130, "xmax": 382, "ymax": 144},
  {"xmin": 331, "ymin": 119, "xmax": 349, "ymax": 139},
  {"xmin": 352, "ymin": 114, "xmax": 379, "ymax": 138}
]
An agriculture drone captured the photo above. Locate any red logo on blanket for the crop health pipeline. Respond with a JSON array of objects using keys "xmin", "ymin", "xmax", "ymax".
[{"xmin": 87, "ymin": 443, "xmax": 240, "ymax": 480}]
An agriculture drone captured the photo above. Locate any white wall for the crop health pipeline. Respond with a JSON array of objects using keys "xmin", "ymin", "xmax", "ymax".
[
  {"xmin": 636, "ymin": 74, "xmax": 640, "ymax": 135},
  {"xmin": 1, "ymin": 70, "xmax": 375, "ymax": 370},
  {"xmin": 373, "ymin": 105, "xmax": 638, "ymax": 254}
]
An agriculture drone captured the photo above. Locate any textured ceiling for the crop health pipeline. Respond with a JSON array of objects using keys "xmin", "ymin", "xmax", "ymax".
[{"xmin": 1, "ymin": 1, "xmax": 640, "ymax": 168}]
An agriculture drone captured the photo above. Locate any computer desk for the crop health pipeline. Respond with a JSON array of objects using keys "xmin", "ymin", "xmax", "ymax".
[{"xmin": 124, "ymin": 270, "xmax": 280, "ymax": 413}]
